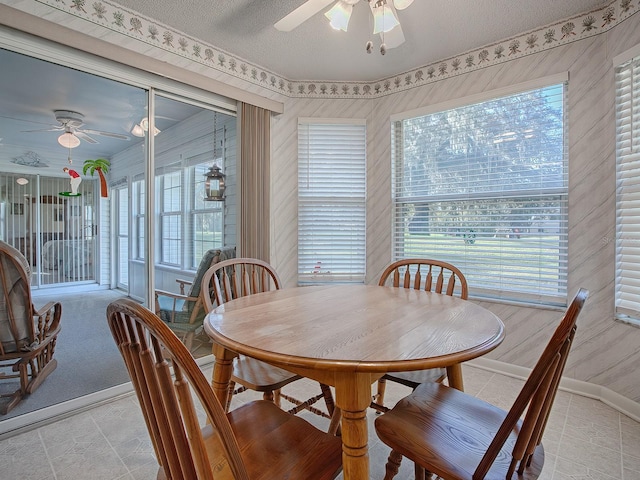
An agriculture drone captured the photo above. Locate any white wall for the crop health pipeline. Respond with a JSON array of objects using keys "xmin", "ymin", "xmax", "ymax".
[{"xmin": 269, "ymin": 15, "xmax": 640, "ymax": 404}]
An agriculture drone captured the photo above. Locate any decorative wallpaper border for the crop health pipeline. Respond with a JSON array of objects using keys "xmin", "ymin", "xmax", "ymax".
[{"xmin": 37, "ymin": 0, "xmax": 637, "ymax": 99}]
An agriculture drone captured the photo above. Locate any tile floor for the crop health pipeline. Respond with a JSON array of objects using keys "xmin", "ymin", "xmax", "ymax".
[{"xmin": 0, "ymin": 365, "xmax": 638, "ymax": 480}]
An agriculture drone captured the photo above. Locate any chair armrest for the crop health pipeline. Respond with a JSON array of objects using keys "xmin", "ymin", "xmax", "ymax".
[
  {"xmin": 175, "ymin": 278, "xmax": 193, "ymax": 295},
  {"xmin": 33, "ymin": 301, "xmax": 62, "ymax": 346},
  {"xmin": 155, "ymin": 288, "xmax": 189, "ymax": 300},
  {"xmin": 154, "ymin": 289, "xmax": 199, "ymax": 311}
]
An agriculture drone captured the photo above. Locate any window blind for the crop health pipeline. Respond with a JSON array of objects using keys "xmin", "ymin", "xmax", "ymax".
[
  {"xmin": 298, "ymin": 120, "xmax": 366, "ymax": 284},
  {"xmin": 615, "ymin": 55, "xmax": 640, "ymax": 322},
  {"xmin": 392, "ymin": 83, "xmax": 568, "ymax": 305}
]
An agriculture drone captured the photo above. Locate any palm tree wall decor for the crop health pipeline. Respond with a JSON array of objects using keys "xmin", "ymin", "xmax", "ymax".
[{"xmin": 83, "ymin": 158, "xmax": 111, "ymax": 198}]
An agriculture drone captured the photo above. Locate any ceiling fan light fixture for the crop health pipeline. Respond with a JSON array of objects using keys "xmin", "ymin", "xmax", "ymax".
[
  {"xmin": 131, "ymin": 124, "xmax": 145, "ymax": 137},
  {"xmin": 392, "ymin": 0, "xmax": 414, "ymax": 10},
  {"xmin": 133, "ymin": 117, "xmax": 160, "ymax": 137},
  {"xmin": 58, "ymin": 132, "xmax": 81, "ymax": 149},
  {"xmin": 371, "ymin": 0, "xmax": 400, "ymax": 34},
  {"xmin": 325, "ymin": 1, "xmax": 354, "ymax": 31}
]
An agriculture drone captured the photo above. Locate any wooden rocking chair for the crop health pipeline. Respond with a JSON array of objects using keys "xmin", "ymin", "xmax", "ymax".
[{"xmin": 0, "ymin": 240, "xmax": 62, "ymax": 414}]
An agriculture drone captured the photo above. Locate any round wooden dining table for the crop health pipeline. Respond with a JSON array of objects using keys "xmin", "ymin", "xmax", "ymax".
[{"xmin": 204, "ymin": 284, "xmax": 505, "ymax": 480}]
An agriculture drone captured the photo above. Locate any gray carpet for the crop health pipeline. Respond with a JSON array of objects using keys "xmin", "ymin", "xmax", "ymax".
[{"xmin": 0, "ymin": 289, "xmax": 131, "ymax": 420}]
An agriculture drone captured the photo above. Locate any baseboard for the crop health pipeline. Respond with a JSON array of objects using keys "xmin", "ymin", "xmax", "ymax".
[{"xmin": 469, "ymin": 358, "xmax": 640, "ymax": 422}]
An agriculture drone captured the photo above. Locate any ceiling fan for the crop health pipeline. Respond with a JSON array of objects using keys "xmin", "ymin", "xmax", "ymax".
[
  {"xmin": 22, "ymin": 110, "xmax": 130, "ymax": 147},
  {"xmin": 275, "ymin": 0, "xmax": 414, "ymax": 53}
]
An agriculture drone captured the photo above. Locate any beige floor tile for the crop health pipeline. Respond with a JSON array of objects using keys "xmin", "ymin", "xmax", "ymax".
[
  {"xmin": 0, "ymin": 365, "xmax": 635, "ymax": 480},
  {"xmin": 567, "ymin": 394, "xmax": 621, "ymax": 428},
  {"xmin": 556, "ymin": 433, "xmax": 622, "ymax": 478},
  {"xmin": 474, "ymin": 373, "xmax": 525, "ymax": 411},
  {"xmin": 622, "ymin": 417, "xmax": 640, "ymax": 457},
  {"xmin": 0, "ymin": 428, "xmax": 55, "ymax": 479},
  {"xmin": 562, "ymin": 417, "xmax": 622, "ymax": 452},
  {"xmin": 624, "ymin": 452, "xmax": 640, "ymax": 477}
]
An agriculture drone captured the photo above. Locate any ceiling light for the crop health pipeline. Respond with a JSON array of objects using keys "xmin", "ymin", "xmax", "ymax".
[
  {"xmin": 371, "ymin": 0, "xmax": 400, "ymax": 34},
  {"xmin": 58, "ymin": 132, "xmax": 80, "ymax": 149},
  {"xmin": 325, "ymin": 1, "xmax": 355, "ymax": 31},
  {"xmin": 131, "ymin": 124, "xmax": 145, "ymax": 137},
  {"xmin": 393, "ymin": 0, "xmax": 414, "ymax": 10},
  {"xmin": 135, "ymin": 117, "xmax": 161, "ymax": 136},
  {"xmin": 16, "ymin": 177, "xmax": 28, "ymax": 185}
]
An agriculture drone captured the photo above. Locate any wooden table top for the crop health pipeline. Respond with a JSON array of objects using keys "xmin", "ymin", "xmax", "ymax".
[{"xmin": 204, "ymin": 284, "xmax": 505, "ymax": 373}]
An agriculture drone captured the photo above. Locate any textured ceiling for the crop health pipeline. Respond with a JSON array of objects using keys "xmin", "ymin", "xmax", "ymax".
[{"xmin": 113, "ymin": 0, "xmax": 610, "ymax": 82}]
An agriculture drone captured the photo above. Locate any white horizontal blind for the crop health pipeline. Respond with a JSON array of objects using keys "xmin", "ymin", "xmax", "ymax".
[
  {"xmin": 615, "ymin": 55, "xmax": 640, "ymax": 322},
  {"xmin": 392, "ymin": 83, "xmax": 568, "ymax": 304},
  {"xmin": 298, "ymin": 120, "xmax": 366, "ymax": 284}
]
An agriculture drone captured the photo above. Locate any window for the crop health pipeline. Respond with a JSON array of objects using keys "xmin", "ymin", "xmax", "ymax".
[
  {"xmin": 615, "ymin": 52, "xmax": 640, "ymax": 324},
  {"xmin": 190, "ymin": 163, "xmax": 223, "ymax": 268},
  {"xmin": 115, "ymin": 185, "xmax": 129, "ymax": 288},
  {"xmin": 158, "ymin": 168, "xmax": 182, "ymax": 266},
  {"xmin": 298, "ymin": 119, "xmax": 366, "ymax": 284},
  {"xmin": 392, "ymin": 79, "xmax": 568, "ymax": 304},
  {"xmin": 132, "ymin": 178, "xmax": 145, "ymax": 260}
]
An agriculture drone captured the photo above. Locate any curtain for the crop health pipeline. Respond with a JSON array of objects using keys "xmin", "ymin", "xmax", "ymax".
[{"xmin": 239, "ymin": 103, "xmax": 270, "ymax": 261}]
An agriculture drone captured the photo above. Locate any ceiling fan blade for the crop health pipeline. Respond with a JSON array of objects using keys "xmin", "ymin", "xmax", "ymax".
[
  {"xmin": 381, "ymin": 23, "xmax": 405, "ymax": 49},
  {"xmin": 21, "ymin": 126, "xmax": 64, "ymax": 133},
  {"xmin": 80, "ymin": 128, "xmax": 130, "ymax": 141},
  {"xmin": 74, "ymin": 131, "xmax": 99, "ymax": 144},
  {"xmin": 274, "ymin": 0, "xmax": 335, "ymax": 32}
]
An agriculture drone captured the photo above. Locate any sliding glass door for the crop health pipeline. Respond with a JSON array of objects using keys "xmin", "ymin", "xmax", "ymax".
[{"xmin": 0, "ymin": 31, "xmax": 237, "ymax": 424}]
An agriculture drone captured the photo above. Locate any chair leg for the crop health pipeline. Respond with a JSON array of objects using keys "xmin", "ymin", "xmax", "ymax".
[
  {"xmin": 373, "ymin": 378, "xmax": 387, "ymax": 413},
  {"xmin": 383, "ymin": 449, "xmax": 404, "ymax": 480},
  {"xmin": 320, "ymin": 383, "xmax": 335, "ymax": 416},
  {"xmin": 262, "ymin": 390, "xmax": 275, "ymax": 402},
  {"xmin": 414, "ymin": 464, "xmax": 435, "ymax": 480},
  {"xmin": 273, "ymin": 388, "xmax": 281, "ymax": 407},
  {"xmin": 183, "ymin": 331, "xmax": 195, "ymax": 352},
  {"xmin": 328, "ymin": 407, "xmax": 342, "ymax": 436},
  {"xmin": 320, "ymin": 383, "xmax": 342, "ymax": 436},
  {"xmin": 225, "ymin": 381, "xmax": 236, "ymax": 412}
]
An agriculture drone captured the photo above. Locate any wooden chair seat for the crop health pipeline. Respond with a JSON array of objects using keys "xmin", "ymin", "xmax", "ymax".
[
  {"xmin": 232, "ymin": 355, "xmax": 303, "ymax": 391},
  {"xmin": 108, "ymin": 298, "xmax": 343, "ymax": 480},
  {"xmin": 375, "ymin": 383, "xmax": 544, "ymax": 480},
  {"xmin": 374, "ymin": 288, "xmax": 588, "ymax": 480}
]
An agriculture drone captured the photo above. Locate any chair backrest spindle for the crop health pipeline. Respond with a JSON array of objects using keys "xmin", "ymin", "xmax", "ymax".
[
  {"xmin": 379, "ymin": 259, "xmax": 468, "ymax": 300},
  {"xmin": 201, "ymin": 258, "xmax": 282, "ymax": 311}
]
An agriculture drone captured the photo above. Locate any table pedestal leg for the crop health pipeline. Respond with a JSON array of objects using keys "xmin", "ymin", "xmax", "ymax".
[
  {"xmin": 335, "ymin": 373, "xmax": 372, "ymax": 480},
  {"xmin": 211, "ymin": 344, "xmax": 236, "ymax": 409}
]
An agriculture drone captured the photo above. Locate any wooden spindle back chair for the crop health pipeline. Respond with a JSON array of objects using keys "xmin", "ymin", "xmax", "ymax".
[
  {"xmin": 107, "ymin": 297, "xmax": 343, "ymax": 480},
  {"xmin": 374, "ymin": 288, "xmax": 588, "ymax": 480},
  {"xmin": 372, "ymin": 258, "xmax": 468, "ymax": 412},
  {"xmin": 201, "ymin": 258, "xmax": 338, "ymax": 424}
]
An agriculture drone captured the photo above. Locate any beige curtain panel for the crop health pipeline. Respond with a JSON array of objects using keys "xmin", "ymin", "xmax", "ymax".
[{"xmin": 239, "ymin": 103, "xmax": 271, "ymax": 261}]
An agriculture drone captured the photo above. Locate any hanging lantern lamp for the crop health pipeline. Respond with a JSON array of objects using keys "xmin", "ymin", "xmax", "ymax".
[{"xmin": 204, "ymin": 164, "xmax": 225, "ymax": 201}]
